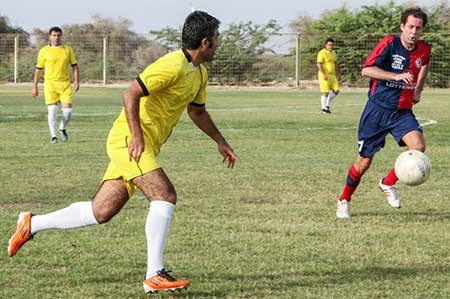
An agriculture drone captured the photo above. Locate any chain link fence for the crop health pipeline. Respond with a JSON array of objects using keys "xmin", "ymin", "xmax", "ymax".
[{"xmin": 1, "ymin": 33, "xmax": 449, "ymax": 88}]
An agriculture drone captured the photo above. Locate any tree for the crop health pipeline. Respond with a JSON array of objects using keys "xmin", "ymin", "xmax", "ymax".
[
  {"xmin": 0, "ymin": 15, "xmax": 29, "ymax": 82},
  {"xmin": 290, "ymin": 1, "xmax": 450, "ymax": 87}
]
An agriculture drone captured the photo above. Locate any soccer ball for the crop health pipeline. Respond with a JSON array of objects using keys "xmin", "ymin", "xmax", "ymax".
[{"xmin": 394, "ymin": 150, "xmax": 431, "ymax": 186}]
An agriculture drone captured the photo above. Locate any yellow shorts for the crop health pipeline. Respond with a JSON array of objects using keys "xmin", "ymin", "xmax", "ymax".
[
  {"xmin": 318, "ymin": 74, "xmax": 339, "ymax": 94},
  {"xmin": 44, "ymin": 80, "xmax": 73, "ymax": 105},
  {"xmin": 103, "ymin": 131, "xmax": 160, "ymax": 197}
]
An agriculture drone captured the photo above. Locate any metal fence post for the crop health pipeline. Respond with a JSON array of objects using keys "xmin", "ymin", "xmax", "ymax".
[
  {"xmin": 14, "ymin": 34, "xmax": 19, "ymax": 83},
  {"xmin": 103, "ymin": 36, "xmax": 107, "ymax": 85},
  {"xmin": 295, "ymin": 33, "xmax": 300, "ymax": 88}
]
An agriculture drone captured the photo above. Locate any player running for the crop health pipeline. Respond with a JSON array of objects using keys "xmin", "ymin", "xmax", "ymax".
[
  {"xmin": 336, "ymin": 7, "xmax": 431, "ymax": 218},
  {"xmin": 9, "ymin": 11, "xmax": 239, "ymax": 293}
]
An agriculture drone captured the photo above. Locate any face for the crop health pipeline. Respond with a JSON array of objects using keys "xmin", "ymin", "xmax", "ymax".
[
  {"xmin": 49, "ymin": 31, "xmax": 62, "ymax": 46},
  {"xmin": 202, "ymin": 31, "xmax": 219, "ymax": 62},
  {"xmin": 325, "ymin": 41, "xmax": 334, "ymax": 51},
  {"xmin": 400, "ymin": 15, "xmax": 424, "ymax": 48}
]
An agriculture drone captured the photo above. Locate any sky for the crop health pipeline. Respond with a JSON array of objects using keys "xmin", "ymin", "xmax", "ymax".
[{"xmin": 1, "ymin": 0, "xmax": 439, "ymax": 33}]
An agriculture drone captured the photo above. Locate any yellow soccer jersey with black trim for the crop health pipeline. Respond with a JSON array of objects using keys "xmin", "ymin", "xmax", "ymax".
[
  {"xmin": 317, "ymin": 48, "xmax": 336, "ymax": 76},
  {"xmin": 109, "ymin": 49, "xmax": 208, "ymax": 153},
  {"xmin": 36, "ymin": 44, "xmax": 77, "ymax": 82}
]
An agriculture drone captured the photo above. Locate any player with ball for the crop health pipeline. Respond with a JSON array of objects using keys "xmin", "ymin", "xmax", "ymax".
[{"xmin": 336, "ymin": 7, "xmax": 431, "ymax": 219}]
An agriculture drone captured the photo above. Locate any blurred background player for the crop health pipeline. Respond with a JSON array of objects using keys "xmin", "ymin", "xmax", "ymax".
[
  {"xmin": 32, "ymin": 26, "xmax": 79, "ymax": 144},
  {"xmin": 336, "ymin": 7, "xmax": 431, "ymax": 218},
  {"xmin": 9, "ymin": 11, "xmax": 239, "ymax": 293},
  {"xmin": 317, "ymin": 38, "xmax": 340, "ymax": 114}
]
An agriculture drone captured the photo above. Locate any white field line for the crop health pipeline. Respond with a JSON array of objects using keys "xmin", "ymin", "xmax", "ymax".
[{"xmin": 1, "ymin": 109, "xmax": 438, "ymax": 131}]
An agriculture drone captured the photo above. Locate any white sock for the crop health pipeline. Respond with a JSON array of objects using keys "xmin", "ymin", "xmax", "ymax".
[
  {"xmin": 326, "ymin": 91, "xmax": 337, "ymax": 107},
  {"xmin": 320, "ymin": 95, "xmax": 327, "ymax": 110},
  {"xmin": 145, "ymin": 200, "xmax": 175, "ymax": 279},
  {"xmin": 59, "ymin": 108, "xmax": 72, "ymax": 130},
  {"xmin": 47, "ymin": 105, "xmax": 59, "ymax": 137},
  {"xmin": 30, "ymin": 201, "xmax": 98, "ymax": 235}
]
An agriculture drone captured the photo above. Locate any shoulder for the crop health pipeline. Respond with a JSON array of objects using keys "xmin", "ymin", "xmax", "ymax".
[
  {"xmin": 379, "ymin": 35, "xmax": 396, "ymax": 46},
  {"xmin": 62, "ymin": 44, "xmax": 74, "ymax": 51},
  {"xmin": 39, "ymin": 45, "xmax": 50, "ymax": 52},
  {"xmin": 417, "ymin": 40, "xmax": 432, "ymax": 52}
]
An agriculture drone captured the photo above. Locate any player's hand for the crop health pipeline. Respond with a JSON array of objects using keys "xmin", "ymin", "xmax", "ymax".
[
  {"xmin": 73, "ymin": 81, "xmax": 80, "ymax": 93},
  {"xmin": 128, "ymin": 135, "xmax": 145, "ymax": 163},
  {"xmin": 31, "ymin": 86, "xmax": 38, "ymax": 99},
  {"xmin": 218, "ymin": 142, "xmax": 240, "ymax": 168},
  {"xmin": 396, "ymin": 72, "xmax": 413, "ymax": 85}
]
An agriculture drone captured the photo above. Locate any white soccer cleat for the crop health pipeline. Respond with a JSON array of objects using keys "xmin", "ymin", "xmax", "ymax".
[
  {"xmin": 336, "ymin": 199, "xmax": 351, "ymax": 219},
  {"xmin": 379, "ymin": 179, "xmax": 401, "ymax": 208}
]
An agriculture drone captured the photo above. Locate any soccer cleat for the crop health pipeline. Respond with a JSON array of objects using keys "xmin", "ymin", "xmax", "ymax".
[
  {"xmin": 60, "ymin": 129, "xmax": 69, "ymax": 142},
  {"xmin": 50, "ymin": 136, "xmax": 58, "ymax": 144},
  {"xmin": 8, "ymin": 212, "xmax": 32, "ymax": 257},
  {"xmin": 143, "ymin": 269, "xmax": 190, "ymax": 293},
  {"xmin": 336, "ymin": 199, "xmax": 351, "ymax": 219},
  {"xmin": 321, "ymin": 109, "xmax": 328, "ymax": 114},
  {"xmin": 325, "ymin": 107, "xmax": 331, "ymax": 114},
  {"xmin": 379, "ymin": 179, "xmax": 401, "ymax": 208}
]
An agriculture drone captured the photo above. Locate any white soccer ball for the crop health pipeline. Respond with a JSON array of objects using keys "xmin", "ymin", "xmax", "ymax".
[{"xmin": 394, "ymin": 150, "xmax": 431, "ymax": 186}]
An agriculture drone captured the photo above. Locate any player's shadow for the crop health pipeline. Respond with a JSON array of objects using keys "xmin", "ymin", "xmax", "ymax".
[
  {"xmin": 353, "ymin": 210, "xmax": 450, "ymax": 222},
  {"xmin": 184, "ymin": 264, "xmax": 448, "ymax": 297}
]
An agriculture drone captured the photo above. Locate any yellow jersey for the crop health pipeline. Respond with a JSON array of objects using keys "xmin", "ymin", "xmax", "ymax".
[
  {"xmin": 36, "ymin": 44, "xmax": 77, "ymax": 82},
  {"xmin": 109, "ymin": 49, "xmax": 208, "ymax": 153},
  {"xmin": 317, "ymin": 48, "xmax": 337, "ymax": 76}
]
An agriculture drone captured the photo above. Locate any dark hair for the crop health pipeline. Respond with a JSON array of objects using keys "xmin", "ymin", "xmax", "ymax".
[
  {"xmin": 401, "ymin": 7, "xmax": 428, "ymax": 28},
  {"xmin": 325, "ymin": 38, "xmax": 335, "ymax": 44},
  {"xmin": 182, "ymin": 11, "xmax": 220, "ymax": 49},
  {"xmin": 49, "ymin": 26, "xmax": 63, "ymax": 35}
]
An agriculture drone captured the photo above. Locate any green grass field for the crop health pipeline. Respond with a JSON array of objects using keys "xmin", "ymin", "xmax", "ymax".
[{"xmin": 1, "ymin": 85, "xmax": 450, "ymax": 298}]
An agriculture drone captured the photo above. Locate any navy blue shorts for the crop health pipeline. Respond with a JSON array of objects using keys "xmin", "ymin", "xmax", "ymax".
[{"xmin": 357, "ymin": 100, "xmax": 422, "ymax": 157}]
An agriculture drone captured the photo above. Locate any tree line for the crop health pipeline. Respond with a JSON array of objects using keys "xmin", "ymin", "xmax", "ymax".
[{"xmin": 1, "ymin": 1, "xmax": 449, "ymax": 87}]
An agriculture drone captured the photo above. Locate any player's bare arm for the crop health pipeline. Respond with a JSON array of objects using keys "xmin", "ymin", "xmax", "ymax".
[
  {"xmin": 187, "ymin": 103, "xmax": 239, "ymax": 168},
  {"xmin": 32, "ymin": 68, "xmax": 43, "ymax": 98},
  {"xmin": 72, "ymin": 65, "xmax": 80, "ymax": 92},
  {"xmin": 123, "ymin": 80, "xmax": 145, "ymax": 162},
  {"xmin": 362, "ymin": 66, "xmax": 414, "ymax": 84},
  {"xmin": 413, "ymin": 64, "xmax": 429, "ymax": 104}
]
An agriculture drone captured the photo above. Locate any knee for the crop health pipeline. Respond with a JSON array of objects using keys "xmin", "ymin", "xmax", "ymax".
[
  {"xmin": 92, "ymin": 206, "xmax": 114, "ymax": 224},
  {"xmin": 355, "ymin": 159, "xmax": 372, "ymax": 175},
  {"xmin": 163, "ymin": 190, "xmax": 177, "ymax": 205},
  {"xmin": 416, "ymin": 143, "xmax": 426, "ymax": 153}
]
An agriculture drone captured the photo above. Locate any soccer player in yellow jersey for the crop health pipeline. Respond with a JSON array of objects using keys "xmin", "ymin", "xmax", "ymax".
[
  {"xmin": 317, "ymin": 38, "xmax": 340, "ymax": 113},
  {"xmin": 9, "ymin": 11, "xmax": 239, "ymax": 293},
  {"xmin": 32, "ymin": 26, "xmax": 79, "ymax": 143}
]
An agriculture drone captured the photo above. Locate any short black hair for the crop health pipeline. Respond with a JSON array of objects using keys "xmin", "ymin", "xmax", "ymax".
[
  {"xmin": 325, "ymin": 38, "xmax": 334, "ymax": 44},
  {"xmin": 401, "ymin": 7, "xmax": 428, "ymax": 28},
  {"xmin": 49, "ymin": 26, "xmax": 62, "ymax": 35},
  {"xmin": 182, "ymin": 11, "xmax": 220, "ymax": 49}
]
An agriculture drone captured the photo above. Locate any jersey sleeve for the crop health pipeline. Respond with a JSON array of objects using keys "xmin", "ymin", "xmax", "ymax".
[
  {"xmin": 36, "ymin": 48, "xmax": 45, "ymax": 69},
  {"xmin": 68, "ymin": 46, "xmax": 77, "ymax": 66},
  {"xmin": 137, "ymin": 61, "xmax": 178, "ymax": 96},
  {"xmin": 363, "ymin": 35, "xmax": 395, "ymax": 68},
  {"xmin": 317, "ymin": 49, "xmax": 324, "ymax": 63}
]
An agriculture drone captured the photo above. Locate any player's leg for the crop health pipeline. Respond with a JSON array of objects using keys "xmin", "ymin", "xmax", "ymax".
[
  {"xmin": 59, "ymin": 82, "xmax": 73, "ymax": 142},
  {"xmin": 318, "ymin": 78, "xmax": 330, "ymax": 113},
  {"xmin": 47, "ymin": 104, "xmax": 59, "ymax": 143},
  {"xmin": 380, "ymin": 113, "xmax": 425, "ymax": 207},
  {"xmin": 325, "ymin": 76, "xmax": 339, "ymax": 112},
  {"xmin": 132, "ymin": 169, "xmax": 190, "ymax": 293},
  {"xmin": 7, "ymin": 179, "xmax": 129, "ymax": 257},
  {"xmin": 44, "ymin": 81, "xmax": 60, "ymax": 143}
]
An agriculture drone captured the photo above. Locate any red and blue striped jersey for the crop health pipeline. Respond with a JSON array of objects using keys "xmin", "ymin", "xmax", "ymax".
[{"xmin": 363, "ymin": 35, "xmax": 431, "ymax": 110}]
